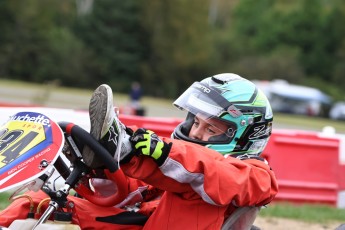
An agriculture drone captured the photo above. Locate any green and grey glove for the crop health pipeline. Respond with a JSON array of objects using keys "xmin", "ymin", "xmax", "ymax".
[{"xmin": 131, "ymin": 128, "xmax": 172, "ymax": 166}]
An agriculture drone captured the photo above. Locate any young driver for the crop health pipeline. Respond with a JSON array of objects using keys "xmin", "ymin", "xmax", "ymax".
[
  {"xmin": 83, "ymin": 73, "xmax": 278, "ymax": 229},
  {"xmin": 0, "ymin": 73, "xmax": 278, "ymax": 229}
]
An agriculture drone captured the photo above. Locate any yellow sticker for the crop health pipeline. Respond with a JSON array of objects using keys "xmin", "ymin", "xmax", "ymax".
[{"xmin": 0, "ymin": 120, "xmax": 46, "ymax": 168}]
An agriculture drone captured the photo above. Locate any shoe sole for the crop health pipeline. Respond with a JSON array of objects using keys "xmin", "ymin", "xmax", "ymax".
[{"xmin": 83, "ymin": 84, "xmax": 113, "ymax": 168}]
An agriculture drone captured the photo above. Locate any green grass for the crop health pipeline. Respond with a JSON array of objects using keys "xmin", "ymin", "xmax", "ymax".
[
  {"xmin": 260, "ymin": 202, "xmax": 345, "ymax": 224},
  {"xmin": 1, "ymin": 78, "xmax": 345, "ymax": 133},
  {"xmin": 274, "ymin": 113, "xmax": 345, "ymax": 134},
  {"xmin": 0, "ymin": 192, "xmax": 11, "ymax": 210},
  {"xmin": 2, "ymin": 78, "xmax": 345, "ymax": 128}
]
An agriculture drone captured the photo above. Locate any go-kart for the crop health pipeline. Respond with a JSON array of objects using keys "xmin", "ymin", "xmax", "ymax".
[{"xmin": 0, "ymin": 111, "xmax": 260, "ymax": 230}]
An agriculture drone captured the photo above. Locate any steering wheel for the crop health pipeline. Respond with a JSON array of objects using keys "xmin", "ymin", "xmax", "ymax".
[{"xmin": 57, "ymin": 122, "xmax": 129, "ymax": 207}]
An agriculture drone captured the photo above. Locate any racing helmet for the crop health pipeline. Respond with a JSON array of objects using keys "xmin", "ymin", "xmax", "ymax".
[{"xmin": 172, "ymin": 73, "xmax": 273, "ymax": 156}]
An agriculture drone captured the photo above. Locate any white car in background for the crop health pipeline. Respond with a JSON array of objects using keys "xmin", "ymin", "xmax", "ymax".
[
  {"xmin": 330, "ymin": 102, "xmax": 345, "ymax": 120},
  {"xmin": 253, "ymin": 79, "xmax": 332, "ymax": 117}
]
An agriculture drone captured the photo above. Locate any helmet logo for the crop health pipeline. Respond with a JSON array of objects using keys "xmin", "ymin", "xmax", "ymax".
[
  {"xmin": 227, "ymin": 105, "xmax": 242, "ymax": 117},
  {"xmin": 248, "ymin": 124, "xmax": 271, "ymax": 139},
  {"xmin": 196, "ymin": 84, "xmax": 211, "ymax": 93}
]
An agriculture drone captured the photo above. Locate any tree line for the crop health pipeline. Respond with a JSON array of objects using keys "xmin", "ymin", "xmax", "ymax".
[{"xmin": 0, "ymin": 0, "xmax": 344, "ymax": 101}]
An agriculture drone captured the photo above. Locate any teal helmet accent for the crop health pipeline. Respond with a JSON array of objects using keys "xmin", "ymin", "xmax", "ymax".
[{"xmin": 172, "ymin": 73, "xmax": 273, "ymax": 156}]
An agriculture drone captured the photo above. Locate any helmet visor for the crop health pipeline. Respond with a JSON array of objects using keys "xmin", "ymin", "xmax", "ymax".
[
  {"xmin": 173, "ymin": 82, "xmax": 233, "ymax": 119},
  {"xmin": 173, "ymin": 82, "xmax": 237, "ymax": 141}
]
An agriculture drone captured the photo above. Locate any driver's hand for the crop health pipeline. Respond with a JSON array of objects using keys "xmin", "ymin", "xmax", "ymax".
[{"xmin": 131, "ymin": 128, "xmax": 172, "ymax": 166}]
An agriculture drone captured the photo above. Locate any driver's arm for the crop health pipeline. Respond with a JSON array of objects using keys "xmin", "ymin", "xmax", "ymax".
[{"xmin": 122, "ymin": 137, "xmax": 278, "ymax": 207}]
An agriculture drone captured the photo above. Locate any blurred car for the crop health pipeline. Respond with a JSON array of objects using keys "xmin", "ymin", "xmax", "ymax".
[
  {"xmin": 253, "ymin": 79, "xmax": 332, "ymax": 117},
  {"xmin": 329, "ymin": 102, "xmax": 345, "ymax": 120}
]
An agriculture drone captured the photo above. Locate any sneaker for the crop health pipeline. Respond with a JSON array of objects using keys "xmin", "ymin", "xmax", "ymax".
[{"xmin": 83, "ymin": 84, "xmax": 132, "ymax": 168}]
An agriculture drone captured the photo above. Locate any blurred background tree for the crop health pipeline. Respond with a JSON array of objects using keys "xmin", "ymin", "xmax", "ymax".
[
  {"xmin": 73, "ymin": 0, "xmax": 149, "ymax": 91},
  {"xmin": 0, "ymin": 0, "xmax": 344, "ymax": 100}
]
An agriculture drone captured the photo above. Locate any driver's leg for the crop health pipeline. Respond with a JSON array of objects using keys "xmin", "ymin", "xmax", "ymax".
[{"xmin": 82, "ymin": 84, "xmax": 132, "ymax": 168}]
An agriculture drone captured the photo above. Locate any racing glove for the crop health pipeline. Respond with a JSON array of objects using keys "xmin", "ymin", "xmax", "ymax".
[{"xmin": 131, "ymin": 128, "xmax": 172, "ymax": 166}]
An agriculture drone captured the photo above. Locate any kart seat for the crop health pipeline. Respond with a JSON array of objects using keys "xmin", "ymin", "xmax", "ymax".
[{"xmin": 221, "ymin": 206, "xmax": 261, "ymax": 230}]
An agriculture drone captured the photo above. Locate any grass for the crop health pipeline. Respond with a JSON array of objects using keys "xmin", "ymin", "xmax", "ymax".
[
  {"xmin": 1, "ymin": 78, "xmax": 345, "ymax": 131},
  {"xmin": 0, "ymin": 192, "xmax": 11, "ymax": 210},
  {"xmin": 273, "ymin": 112, "xmax": 345, "ymax": 134},
  {"xmin": 260, "ymin": 202, "xmax": 345, "ymax": 224},
  {"xmin": 1, "ymin": 78, "xmax": 345, "ymax": 133}
]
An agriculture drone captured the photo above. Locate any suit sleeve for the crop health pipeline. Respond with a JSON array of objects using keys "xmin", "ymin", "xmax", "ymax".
[{"xmin": 122, "ymin": 137, "xmax": 278, "ymax": 207}]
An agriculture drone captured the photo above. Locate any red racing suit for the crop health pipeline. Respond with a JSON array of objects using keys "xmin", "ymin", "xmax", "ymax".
[
  {"xmin": 121, "ymin": 136, "xmax": 279, "ymax": 229},
  {"xmin": 0, "ymin": 137, "xmax": 278, "ymax": 229}
]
